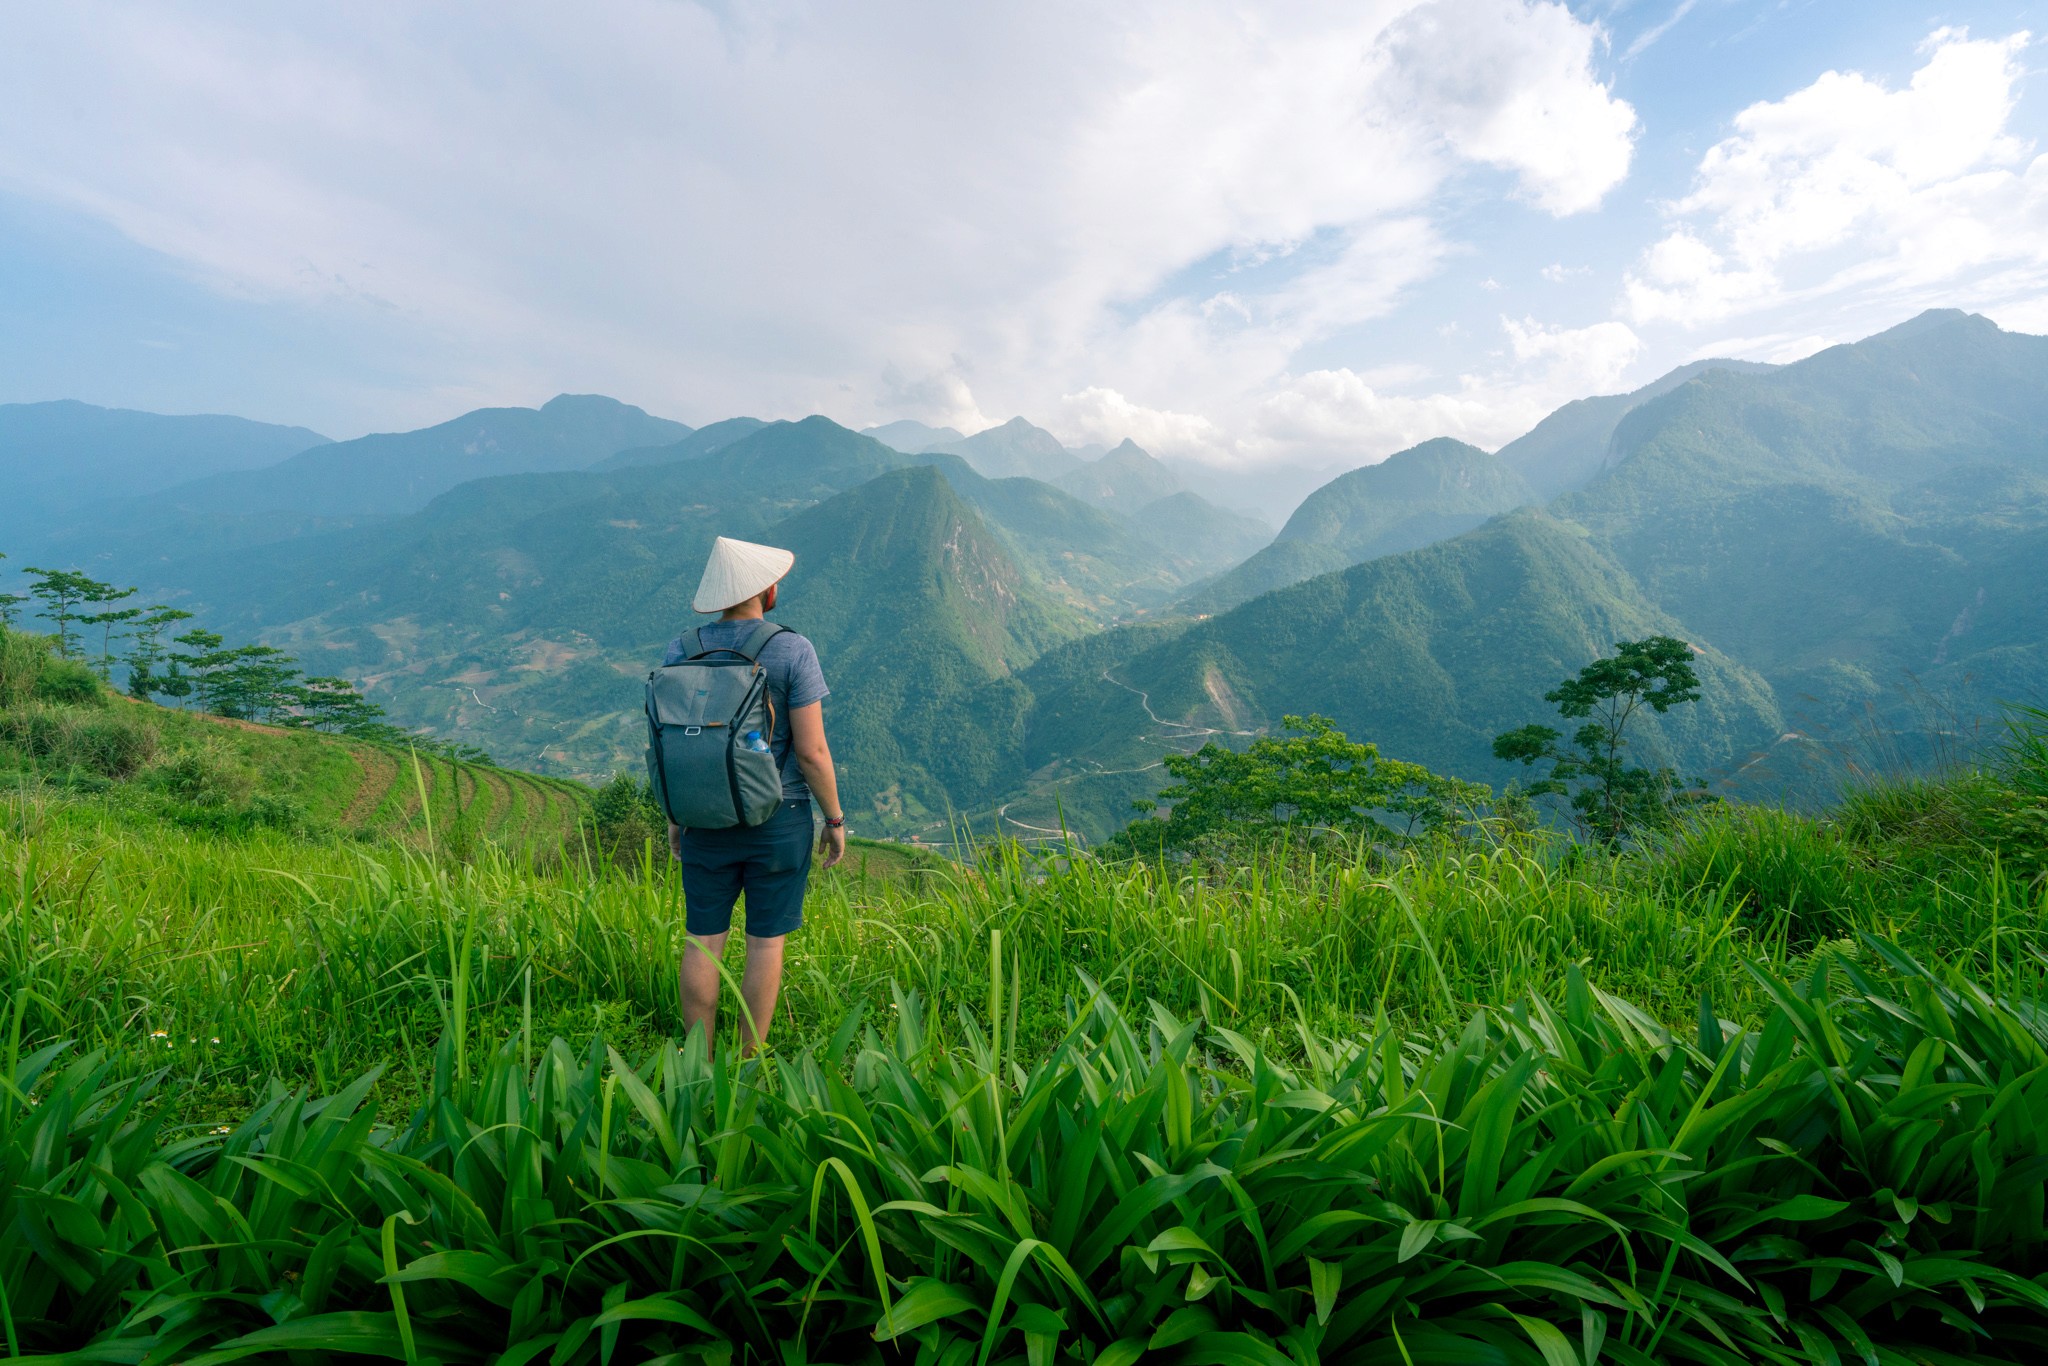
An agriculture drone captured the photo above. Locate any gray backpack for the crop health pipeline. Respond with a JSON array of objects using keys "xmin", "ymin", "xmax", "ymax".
[{"xmin": 645, "ymin": 622, "xmax": 787, "ymax": 830}]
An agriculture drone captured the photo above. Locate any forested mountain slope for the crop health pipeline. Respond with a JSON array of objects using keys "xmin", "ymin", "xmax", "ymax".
[
  {"xmin": 989, "ymin": 511, "xmax": 1785, "ymax": 838},
  {"xmin": 982, "ymin": 309, "xmax": 2048, "ymax": 840},
  {"xmin": 1496, "ymin": 358, "xmax": 1773, "ymax": 500},
  {"xmin": 1555, "ymin": 309, "xmax": 2048, "ymax": 750},
  {"xmin": 77, "ymin": 418, "xmax": 1225, "ymax": 824},
  {"xmin": 1179, "ymin": 438, "xmax": 1533, "ymax": 615}
]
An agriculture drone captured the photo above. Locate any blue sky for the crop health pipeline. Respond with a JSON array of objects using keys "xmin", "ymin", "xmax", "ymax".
[{"xmin": 2, "ymin": 1, "xmax": 2043, "ymax": 467}]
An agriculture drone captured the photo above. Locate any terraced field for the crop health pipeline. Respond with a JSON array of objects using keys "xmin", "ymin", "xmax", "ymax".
[{"xmin": 332, "ymin": 738, "xmax": 590, "ymax": 847}]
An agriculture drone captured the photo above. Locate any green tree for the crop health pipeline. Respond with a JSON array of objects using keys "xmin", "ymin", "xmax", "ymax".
[
  {"xmin": 77, "ymin": 580, "xmax": 140, "ymax": 681},
  {"xmin": 126, "ymin": 606, "xmax": 195, "ymax": 699},
  {"xmin": 0, "ymin": 552, "xmax": 29, "ymax": 631},
  {"xmin": 282, "ymin": 675, "xmax": 389, "ymax": 734},
  {"xmin": 1491, "ymin": 636, "xmax": 1707, "ymax": 845},
  {"xmin": 1128, "ymin": 713, "xmax": 1487, "ymax": 852},
  {"xmin": 210, "ymin": 646, "xmax": 303, "ymax": 722},
  {"xmin": 168, "ymin": 629, "xmax": 302, "ymax": 720},
  {"xmin": 23, "ymin": 567, "xmax": 115, "ymax": 657}
]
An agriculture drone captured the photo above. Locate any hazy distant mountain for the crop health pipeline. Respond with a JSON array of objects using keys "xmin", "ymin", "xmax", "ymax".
[
  {"xmin": 930, "ymin": 417, "xmax": 1084, "ymax": 481},
  {"xmin": 1180, "ymin": 438, "xmax": 1533, "ymax": 614},
  {"xmin": 916, "ymin": 464, "xmax": 1199, "ymax": 617},
  {"xmin": 1056, "ymin": 439, "xmax": 1181, "ymax": 514},
  {"xmin": 1130, "ymin": 492, "xmax": 1273, "ymax": 575},
  {"xmin": 1498, "ymin": 358, "xmax": 1774, "ymax": 500},
  {"xmin": 0, "ymin": 400, "xmax": 328, "ymax": 542},
  {"xmin": 1162, "ymin": 458, "xmax": 1356, "ymax": 525},
  {"xmin": 861, "ymin": 419, "xmax": 965, "ymax": 454},
  {"xmin": 592, "ymin": 416, "xmax": 764, "ymax": 470},
  {"xmin": 139, "ymin": 394, "xmax": 690, "ymax": 520}
]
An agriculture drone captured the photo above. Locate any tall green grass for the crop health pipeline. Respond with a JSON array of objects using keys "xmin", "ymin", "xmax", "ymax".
[
  {"xmin": 9, "ymin": 934, "xmax": 2048, "ymax": 1362},
  {"xmin": 4, "ymin": 764, "xmax": 2045, "ymax": 1119}
]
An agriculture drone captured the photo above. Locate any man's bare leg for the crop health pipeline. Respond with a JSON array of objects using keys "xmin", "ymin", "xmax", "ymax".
[
  {"xmin": 679, "ymin": 931, "xmax": 728, "ymax": 1047},
  {"xmin": 737, "ymin": 934, "xmax": 786, "ymax": 1056},
  {"xmin": 679, "ymin": 931, "xmax": 785, "ymax": 1056}
]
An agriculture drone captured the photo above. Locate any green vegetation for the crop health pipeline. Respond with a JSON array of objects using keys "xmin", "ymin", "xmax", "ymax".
[
  {"xmin": 14, "ymin": 935, "xmax": 2048, "ymax": 1363},
  {"xmin": 1494, "ymin": 636, "xmax": 1707, "ymax": 843},
  {"xmin": 1122, "ymin": 713, "xmax": 1488, "ymax": 854},
  {"xmin": 6, "ymin": 311, "xmax": 2043, "ymax": 851},
  {"xmin": 0, "ymin": 626, "xmax": 584, "ymax": 847},
  {"xmin": 4, "ymin": 580, "xmax": 2048, "ymax": 1359},
  {"xmin": 2, "ymin": 705, "xmax": 2046, "ymax": 1359}
]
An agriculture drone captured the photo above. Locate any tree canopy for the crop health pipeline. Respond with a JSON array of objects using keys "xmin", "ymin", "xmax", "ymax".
[{"xmin": 1125, "ymin": 713, "xmax": 1487, "ymax": 853}]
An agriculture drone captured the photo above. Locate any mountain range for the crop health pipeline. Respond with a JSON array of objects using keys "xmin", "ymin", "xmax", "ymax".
[
  {"xmin": 5, "ymin": 307, "xmax": 2044, "ymax": 844},
  {"xmin": 0, "ymin": 400, "xmax": 329, "ymax": 544}
]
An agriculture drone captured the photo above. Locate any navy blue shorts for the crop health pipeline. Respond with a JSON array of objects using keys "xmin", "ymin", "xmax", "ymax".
[{"xmin": 678, "ymin": 799, "xmax": 813, "ymax": 939}]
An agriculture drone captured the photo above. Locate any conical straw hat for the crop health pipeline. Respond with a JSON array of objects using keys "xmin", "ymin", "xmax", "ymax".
[{"xmin": 692, "ymin": 535, "xmax": 796, "ymax": 613}]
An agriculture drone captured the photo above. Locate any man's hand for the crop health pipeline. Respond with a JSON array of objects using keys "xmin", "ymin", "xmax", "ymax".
[
  {"xmin": 818, "ymin": 821, "xmax": 846, "ymax": 869},
  {"xmin": 668, "ymin": 821, "xmax": 683, "ymax": 862}
]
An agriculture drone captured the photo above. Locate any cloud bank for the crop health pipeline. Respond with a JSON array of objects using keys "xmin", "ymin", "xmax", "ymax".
[{"xmin": 0, "ymin": 0, "xmax": 1637, "ymax": 461}]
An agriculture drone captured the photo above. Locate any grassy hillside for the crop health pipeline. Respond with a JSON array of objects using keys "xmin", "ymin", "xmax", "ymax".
[
  {"xmin": 0, "ymin": 628, "xmax": 588, "ymax": 850},
  {"xmin": 4, "ymin": 692, "xmax": 2045, "ymax": 1361}
]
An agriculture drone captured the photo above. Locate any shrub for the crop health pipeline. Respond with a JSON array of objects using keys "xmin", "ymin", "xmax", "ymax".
[
  {"xmin": 584, "ymin": 771, "xmax": 667, "ymax": 865},
  {"xmin": 1652, "ymin": 804, "xmax": 1867, "ymax": 946},
  {"xmin": 32, "ymin": 656, "xmax": 105, "ymax": 706},
  {"xmin": 0, "ymin": 702, "xmax": 159, "ymax": 778},
  {"xmin": 249, "ymin": 792, "xmax": 312, "ymax": 834},
  {"xmin": 147, "ymin": 742, "xmax": 258, "ymax": 807},
  {"xmin": 0, "ymin": 629, "xmax": 52, "ymax": 710}
]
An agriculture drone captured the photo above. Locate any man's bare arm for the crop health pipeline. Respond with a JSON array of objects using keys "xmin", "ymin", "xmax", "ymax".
[{"xmin": 789, "ymin": 701, "xmax": 845, "ymax": 868}]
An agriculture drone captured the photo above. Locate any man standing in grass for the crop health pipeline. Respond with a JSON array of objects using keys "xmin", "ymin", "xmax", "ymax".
[{"xmin": 667, "ymin": 536, "xmax": 846, "ymax": 1054}]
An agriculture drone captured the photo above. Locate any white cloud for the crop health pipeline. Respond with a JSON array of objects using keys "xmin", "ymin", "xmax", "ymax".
[
  {"xmin": 0, "ymin": 0, "xmax": 1636, "ymax": 447},
  {"xmin": 1501, "ymin": 315, "xmax": 1644, "ymax": 390},
  {"xmin": 1373, "ymin": 0, "xmax": 1638, "ymax": 215},
  {"xmin": 1060, "ymin": 388, "xmax": 1235, "ymax": 463},
  {"xmin": 1072, "ymin": 315, "xmax": 1645, "ymax": 467},
  {"xmin": 1625, "ymin": 29, "xmax": 2044, "ymax": 327}
]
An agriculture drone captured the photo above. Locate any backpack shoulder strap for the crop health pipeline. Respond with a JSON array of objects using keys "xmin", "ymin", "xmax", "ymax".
[
  {"xmin": 684, "ymin": 622, "xmax": 786, "ymax": 662},
  {"xmin": 734, "ymin": 621, "xmax": 787, "ymax": 662}
]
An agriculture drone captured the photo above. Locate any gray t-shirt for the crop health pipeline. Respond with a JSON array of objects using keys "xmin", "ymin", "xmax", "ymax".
[{"xmin": 663, "ymin": 620, "xmax": 829, "ymax": 800}]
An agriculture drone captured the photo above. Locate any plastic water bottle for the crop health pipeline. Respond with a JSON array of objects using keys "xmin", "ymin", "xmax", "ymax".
[{"xmin": 745, "ymin": 730, "xmax": 770, "ymax": 753}]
